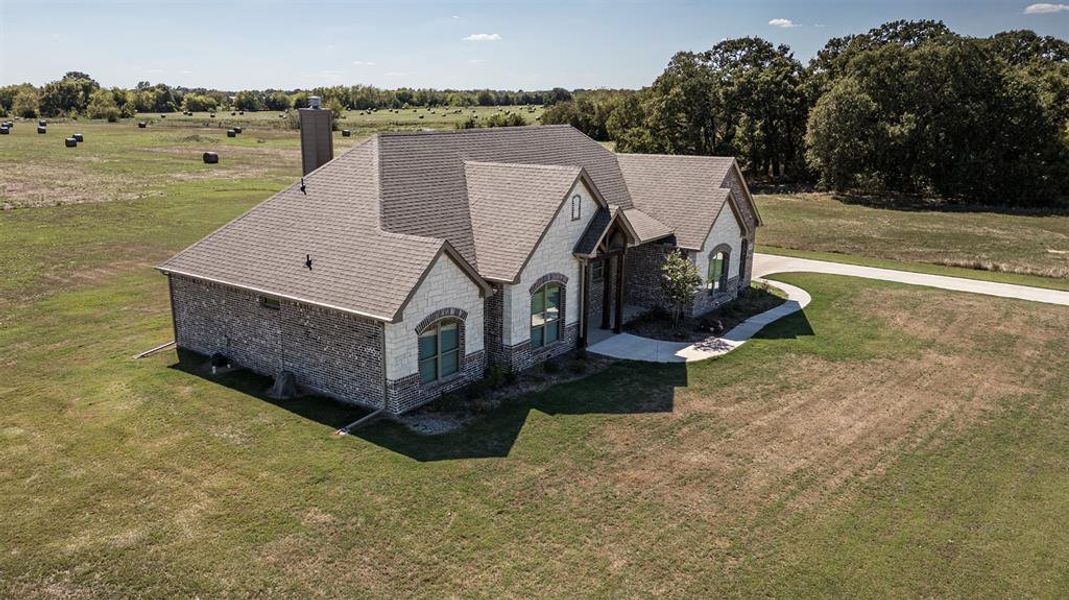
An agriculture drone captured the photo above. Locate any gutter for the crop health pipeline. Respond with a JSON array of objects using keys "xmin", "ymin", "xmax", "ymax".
[{"xmin": 335, "ymin": 408, "xmax": 386, "ymax": 436}]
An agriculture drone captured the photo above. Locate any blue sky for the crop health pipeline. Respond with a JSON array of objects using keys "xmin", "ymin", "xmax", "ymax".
[{"xmin": 1, "ymin": 0, "xmax": 1066, "ymax": 90}]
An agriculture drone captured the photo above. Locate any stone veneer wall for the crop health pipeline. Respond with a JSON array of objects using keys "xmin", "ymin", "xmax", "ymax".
[
  {"xmin": 169, "ymin": 274, "xmax": 386, "ymax": 408},
  {"xmin": 382, "ymin": 253, "xmax": 486, "ymax": 413}
]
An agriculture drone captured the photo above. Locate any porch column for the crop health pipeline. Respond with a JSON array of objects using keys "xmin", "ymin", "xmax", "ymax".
[
  {"xmin": 579, "ymin": 260, "xmax": 590, "ymax": 347},
  {"xmin": 601, "ymin": 256, "xmax": 611, "ymax": 330},
  {"xmin": 613, "ymin": 250, "xmax": 626, "ymax": 333}
]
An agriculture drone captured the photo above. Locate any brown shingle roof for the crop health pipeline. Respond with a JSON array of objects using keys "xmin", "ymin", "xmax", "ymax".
[
  {"xmin": 616, "ymin": 153, "xmax": 739, "ymax": 249},
  {"xmin": 158, "ymin": 138, "xmax": 452, "ymax": 322},
  {"xmin": 161, "ymin": 126, "xmax": 758, "ymax": 321},
  {"xmin": 465, "ymin": 161, "xmax": 584, "ymax": 282},
  {"xmin": 376, "ymin": 125, "xmax": 634, "ymax": 267}
]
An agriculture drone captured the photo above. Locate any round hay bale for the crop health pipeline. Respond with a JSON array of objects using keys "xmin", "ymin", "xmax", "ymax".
[
  {"xmin": 37, "ymin": 126, "xmax": 47, "ymax": 134},
  {"xmin": 0, "ymin": 127, "xmax": 9, "ymax": 135},
  {"xmin": 341, "ymin": 129, "xmax": 351, "ymax": 137},
  {"xmin": 38, "ymin": 119, "xmax": 47, "ymax": 126},
  {"xmin": 161, "ymin": 114, "xmax": 166, "ymax": 118},
  {"xmin": 227, "ymin": 129, "xmax": 236, "ymax": 137},
  {"xmin": 209, "ymin": 113, "xmax": 216, "ymax": 118},
  {"xmin": 138, "ymin": 121, "xmax": 147, "ymax": 128},
  {"xmin": 239, "ymin": 111, "xmax": 244, "ymax": 115},
  {"xmin": 233, "ymin": 126, "xmax": 242, "ymax": 134},
  {"xmin": 65, "ymin": 137, "xmax": 77, "ymax": 147},
  {"xmin": 202, "ymin": 152, "xmax": 219, "ymax": 164},
  {"xmin": 73, "ymin": 133, "xmax": 83, "ymax": 142}
]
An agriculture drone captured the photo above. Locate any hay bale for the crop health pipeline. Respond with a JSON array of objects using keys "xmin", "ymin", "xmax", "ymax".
[
  {"xmin": 209, "ymin": 113, "xmax": 216, "ymax": 118},
  {"xmin": 65, "ymin": 137, "xmax": 77, "ymax": 147},
  {"xmin": 73, "ymin": 133, "xmax": 83, "ymax": 142},
  {"xmin": 233, "ymin": 126, "xmax": 242, "ymax": 134},
  {"xmin": 227, "ymin": 129, "xmax": 236, "ymax": 137},
  {"xmin": 0, "ymin": 127, "xmax": 9, "ymax": 135},
  {"xmin": 239, "ymin": 111, "xmax": 244, "ymax": 115},
  {"xmin": 161, "ymin": 114, "xmax": 166, "ymax": 118},
  {"xmin": 138, "ymin": 121, "xmax": 147, "ymax": 128},
  {"xmin": 38, "ymin": 119, "xmax": 47, "ymax": 126},
  {"xmin": 37, "ymin": 126, "xmax": 47, "ymax": 134},
  {"xmin": 202, "ymin": 152, "xmax": 219, "ymax": 164},
  {"xmin": 342, "ymin": 129, "xmax": 351, "ymax": 137}
]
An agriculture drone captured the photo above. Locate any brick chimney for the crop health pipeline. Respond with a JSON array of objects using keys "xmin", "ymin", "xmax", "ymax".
[{"xmin": 299, "ymin": 96, "xmax": 333, "ymax": 175}]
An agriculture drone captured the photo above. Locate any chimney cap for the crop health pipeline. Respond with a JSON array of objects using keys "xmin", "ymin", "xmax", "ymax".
[{"xmin": 308, "ymin": 96, "xmax": 322, "ymax": 109}]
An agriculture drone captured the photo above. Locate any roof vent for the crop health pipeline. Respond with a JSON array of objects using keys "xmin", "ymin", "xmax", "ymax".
[{"xmin": 308, "ymin": 96, "xmax": 322, "ymax": 110}]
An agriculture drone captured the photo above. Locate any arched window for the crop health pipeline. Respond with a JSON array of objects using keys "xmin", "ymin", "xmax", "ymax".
[
  {"xmin": 530, "ymin": 283, "xmax": 563, "ymax": 348},
  {"xmin": 708, "ymin": 250, "xmax": 729, "ymax": 293},
  {"xmin": 571, "ymin": 194, "xmax": 582, "ymax": 221},
  {"xmin": 418, "ymin": 320, "xmax": 460, "ymax": 383}
]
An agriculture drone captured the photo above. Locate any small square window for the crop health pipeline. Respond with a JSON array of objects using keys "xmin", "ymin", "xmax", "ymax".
[
  {"xmin": 259, "ymin": 297, "xmax": 280, "ymax": 310},
  {"xmin": 570, "ymin": 194, "xmax": 581, "ymax": 221}
]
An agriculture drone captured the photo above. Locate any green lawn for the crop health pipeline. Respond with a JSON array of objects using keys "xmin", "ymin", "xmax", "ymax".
[
  {"xmin": 756, "ymin": 192, "xmax": 1069, "ymax": 287},
  {"xmin": 3, "ymin": 120, "xmax": 1068, "ymax": 596},
  {"xmin": 2, "ymin": 189, "xmax": 1068, "ymax": 596}
]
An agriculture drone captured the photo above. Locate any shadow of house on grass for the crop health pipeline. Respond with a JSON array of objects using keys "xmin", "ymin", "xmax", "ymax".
[
  {"xmin": 170, "ymin": 349, "xmax": 687, "ymax": 463},
  {"xmin": 748, "ymin": 301, "xmax": 815, "ymax": 340}
]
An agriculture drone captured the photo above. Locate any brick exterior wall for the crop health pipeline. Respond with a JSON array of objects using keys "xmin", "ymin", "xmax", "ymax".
[
  {"xmin": 169, "ymin": 274, "xmax": 386, "ymax": 409},
  {"xmin": 624, "ymin": 243, "xmax": 673, "ymax": 310}
]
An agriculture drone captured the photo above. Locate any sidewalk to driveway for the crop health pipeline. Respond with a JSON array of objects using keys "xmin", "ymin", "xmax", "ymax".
[
  {"xmin": 586, "ymin": 279, "xmax": 811, "ymax": 363},
  {"xmin": 588, "ymin": 252, "xmax": 1067, "ymax": 363}
]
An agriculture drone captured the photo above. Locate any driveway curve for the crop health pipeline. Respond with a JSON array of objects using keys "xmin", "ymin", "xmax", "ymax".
[
  {"xmin": 754, "ymin": 253, "xmax": 1069, "ymax": 306},
  {"xmin": 588, "ymin": 252, "xmax": 1068, "ymax": 363}
]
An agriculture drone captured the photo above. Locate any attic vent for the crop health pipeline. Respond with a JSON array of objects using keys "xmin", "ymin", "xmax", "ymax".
[{"xmin": 259, "ymin": 297, "xmax": 280, "ymax": 310}]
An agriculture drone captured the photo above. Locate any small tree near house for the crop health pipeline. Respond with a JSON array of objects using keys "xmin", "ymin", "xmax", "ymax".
[{"xmin": 660, "ymin": 250, "xmax": 702, "ymax": 326}]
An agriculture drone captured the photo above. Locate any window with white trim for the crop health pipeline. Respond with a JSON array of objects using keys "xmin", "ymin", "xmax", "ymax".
[
  {"xmin": 418, "ymin": 321, "xmax": 460, "ymax": 383},
  {"xmin": 530, "ymin": 283, "xmax": 562, "ymax": 348}
]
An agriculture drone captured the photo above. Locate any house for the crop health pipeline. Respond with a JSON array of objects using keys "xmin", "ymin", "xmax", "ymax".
[{"xmin": 159, "ymin": 105, "xmax": 762, "ymax": 414}]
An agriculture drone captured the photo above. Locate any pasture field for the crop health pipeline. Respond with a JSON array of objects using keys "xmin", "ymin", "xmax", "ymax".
[
  {"xmin": 756, "ymin": 192, "xmax": 1069, "ymax": 289},
  {"xmin": 134, "ymin": 103, "xmax": 543, "ymax": 133},
  {"xmin": 2, "ymin": 113, "xmax": 1069, "ymax": 596}
]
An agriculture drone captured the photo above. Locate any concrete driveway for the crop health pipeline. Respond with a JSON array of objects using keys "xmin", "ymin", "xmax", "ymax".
[
  {"xmin": 754, "ymin": 253, "xmax": 1069, "ymax": 306},
  {"xmin": 588, "ymin": 252, "xmax": 1068, "ymax": 363}
]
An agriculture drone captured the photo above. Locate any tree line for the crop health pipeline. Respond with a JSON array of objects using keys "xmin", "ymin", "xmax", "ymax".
[
  {"xmin": 0, "ymin": 75, "xmax": 572, "ymax": 122},
  {"xmin": 542, "ymin": 22, "xmax": 1068, "ymax": 206}
]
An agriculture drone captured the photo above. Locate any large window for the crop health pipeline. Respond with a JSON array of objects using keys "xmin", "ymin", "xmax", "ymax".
[
  {"xmin": 708, "ymin": 251, "xmax": 728, "ymax": 293},
  {"xmin": 418, "ymin": 321, "xmax": 460, "ymax": 384},
  {"xmin": 530, "ymin": 283, "xmax": 562, "ymax": 348}
]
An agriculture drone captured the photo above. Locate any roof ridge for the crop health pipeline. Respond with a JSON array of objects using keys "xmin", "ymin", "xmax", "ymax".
[
  {"xmin": 463, "ymin": 159, "xmax": 582, "ymax": 171},
  {"xmin": 617, "ymin": 152, "xmax": 737, "ymax": 161},
  {"xmin": 376, "ymin": 124, "xmax": 571, "ymax": 138}
]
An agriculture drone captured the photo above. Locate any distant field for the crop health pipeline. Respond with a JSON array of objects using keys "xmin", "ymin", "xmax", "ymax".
[
  {"xmin": 0, "ymin": 105, "xmax": 542, "ymax": 210},
  {"xmin": 756, "ymin": 192, "xmax": 1069, "ymax": 284},
  {"xmin": 135, "ymin": 104, "xmax": 544, "ymax": 134}
]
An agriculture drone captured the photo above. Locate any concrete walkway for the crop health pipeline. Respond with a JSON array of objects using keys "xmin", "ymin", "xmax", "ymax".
[
  {"xmin": 587, "ymin": 252, "xmax": 1068, "ymax": 363},
  {"xmin": 586, "ymin": 279, "xmax": 811, "ymax": 363},
  {"xmin": 753, "ymin": 253, "xmax": 1069, "ymax": 306}
]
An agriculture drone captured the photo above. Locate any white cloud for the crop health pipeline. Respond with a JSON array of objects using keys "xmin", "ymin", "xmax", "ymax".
[
  {"xmin": 768, "ymin": 18, "xmax": 799, "ymax": 28},
  {"xmin": 463, "ymin": 33, "xmax": 501, "ymax": 41},
  {"xmin": 1024, "ymin": 3, "xmax": 1069, "ymax": 13},
  {"xmin": 352, "ymin": 60, "xmax": 376, "ymax": 66},
  {"xmin": 468, "ymin": 58, "xmax": 486, "ymax": 64},
  {"xmin": 452, "ymin": 15, "xmax": 461, "ymax": 19}
]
